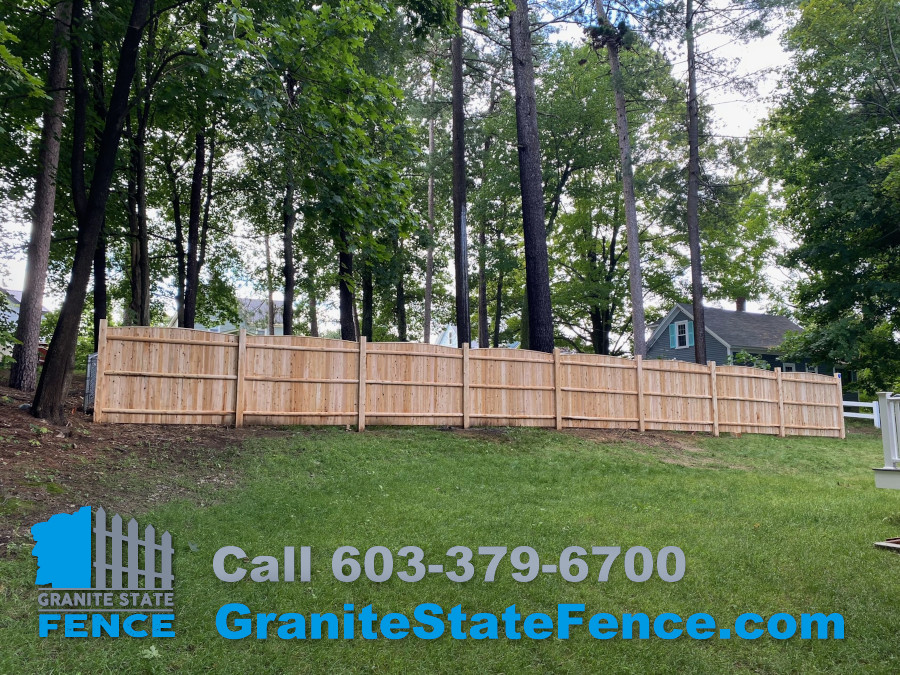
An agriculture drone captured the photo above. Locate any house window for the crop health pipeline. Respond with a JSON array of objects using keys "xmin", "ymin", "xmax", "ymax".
[
  {"xmin": 782, "ymin": 362, "xmax": 795, "ymax": 373},
  {"xmin": 668, "ymin": 320, "xmax": 694, "ymax": 350},
  {"xmin": 809, "ymin": 365, "xmax": 818, "ymax": 374}
]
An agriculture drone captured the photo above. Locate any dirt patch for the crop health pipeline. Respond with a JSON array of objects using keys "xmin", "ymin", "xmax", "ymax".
[
  {"xmin": 0, "ymin": 372, "xmax": 288, "ymax": 552},
  {"xmin": 564, "ymin": 427, "xmax": 750, "ymax": 470}
]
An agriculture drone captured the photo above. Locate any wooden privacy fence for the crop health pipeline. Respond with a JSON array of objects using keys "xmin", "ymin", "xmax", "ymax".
[{"xmin": 92, "ymin": 322, "xmax": 845, "ymax": 438}]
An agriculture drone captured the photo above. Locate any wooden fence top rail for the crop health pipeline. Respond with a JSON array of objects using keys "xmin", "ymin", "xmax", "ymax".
[
  {"xmin": 716, "ymin": 370, "xmax": 776, "ymax": 380},
  {"xmin": 366, "ymin": 348, "xmax": 463, "ymax": 359},
  {"xmin": 562, "ymin": 360, "xmax": 636, "ymax": 370},
  {"xmin": 247, "ymin": 343, "xmax": 358, "ymax": 354},
  {"xmin": 107, "ymin": 335, "xmax": 237, "ymax": 347},
  {"xmin": 783, "ymin": 374, "xmax": 840, "ymax": 385},
  {"xmin": 469, "ymin": 354, "xmax": 553, "ymax": 364}
]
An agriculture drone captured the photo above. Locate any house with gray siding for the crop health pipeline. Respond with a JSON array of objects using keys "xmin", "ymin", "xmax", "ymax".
[{"xmin": 646, "ymin": 302, "xmax": 833, "ymax": 374}]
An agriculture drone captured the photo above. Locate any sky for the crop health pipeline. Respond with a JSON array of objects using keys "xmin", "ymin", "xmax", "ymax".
[{"xmin": 1, "ymin": 18, "xmax": 791, "ymax": 319}]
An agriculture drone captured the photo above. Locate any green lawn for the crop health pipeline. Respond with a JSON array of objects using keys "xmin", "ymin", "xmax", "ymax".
[{"xmin": 2, "ymin": 426, "xmax": 899, "ymax": 673}]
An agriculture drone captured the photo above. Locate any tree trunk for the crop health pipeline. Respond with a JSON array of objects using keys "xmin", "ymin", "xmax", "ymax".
[
  {"xmin": 396, "ymin": 266, "xmax": 407, "ymax": 342},
  {"xmin": 126, "ymin": 112, "xmax": 150, "ymax": 326},
  {"xmin": 424, "ymin": 76, "xmax": 435, "ymax": 345},
  {"xmin": 9, "ymin": 0, "xmax": 72, "ymax": 391},
  {"xmin": 591, "ymin": 305, "xmax": 611, "ymax": 355},
  {"xmin": 33, "ymin": 0, "xmax": 155, "ymax": 422},
  {"xmin": 264, "ymin": 232, "xmax": 275, "ymax": 335},
  {"xmin": 362, "ymin": 263, "xmax": 373, "ymax": 341},
  {"xmin": 493, "ymin": 268, "xmax": 503, "ymax": 348},
  {"xmin": 508, "ymin": 0, "xmax": 554, "ymax": 353},
  {"xmin": 520, "ymin": 292, "xmax": 529, "ymax": 350},
  {"xmin": 125, "ymin": 123, "xmax": 138, "ymax": 327},
  {"xmin": 307, "ymin": 278, "xmax": 318, "ymax": 337},
  {"xmin": 339, "ymin": 228, "xmax": 356, "ymax": 341},
  {"xmin": 685, "ymin": 0, "xmax": 707, "ymax": 365},
  {"xmin": 593, "ymin": 6, "xmax": 647, "ymax": 357},
  {"xmin": 92, "ymin": 224, "xmax": 107, "ymax": 351},
  {"xmin": 182, "ymin": 130, "xmax": 205, "ymax": 329},
  {"xmin": 451, "ymin": 1, "xmax": 470, "ymax": 345},
  {"xmin": 477, "ymin": 223, "xmax": 488, "ymax": 348},
  {"xmin": 282, "ymin": 179, "xmax": 295, "ymax": 335}
]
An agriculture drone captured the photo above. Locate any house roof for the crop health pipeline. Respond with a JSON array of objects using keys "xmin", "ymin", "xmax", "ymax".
[
  {"xmin": 1, "ymin": 288, "xmax": 50, "ymax": 313},
  {"xmin": 237, "ymin": 297, "xmax": 284, "ymax": 325},
  {"xmin": 672, "ymin": 302, "xmax": 802, "ymax": 350}
]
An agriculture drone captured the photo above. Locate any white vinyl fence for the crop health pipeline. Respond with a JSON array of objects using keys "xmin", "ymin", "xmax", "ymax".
[
  {"xmin": 843, "ymin": 400, "xmax": 880, "ymax": 428},
  {"xmin": 875, "ymin": 392, "xmax": 900, "ymax": 490}
]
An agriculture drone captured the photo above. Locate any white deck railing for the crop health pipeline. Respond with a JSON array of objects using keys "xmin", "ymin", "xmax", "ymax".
[{"xmin": 875, "ymin": 393, "xmax": 900, "ymax": 489}]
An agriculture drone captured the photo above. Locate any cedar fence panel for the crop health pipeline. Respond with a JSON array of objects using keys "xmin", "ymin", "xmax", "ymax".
[{"xmin": 94, "ymin": 322, "xmax": 843, "ymax": 438}]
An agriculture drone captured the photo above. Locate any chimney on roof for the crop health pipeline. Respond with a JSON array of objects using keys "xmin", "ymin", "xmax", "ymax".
[{"xmin": 736, "ymin": 297, "xmax": 746, "ymax": 312}]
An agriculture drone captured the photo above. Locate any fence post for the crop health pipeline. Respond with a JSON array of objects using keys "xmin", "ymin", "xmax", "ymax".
[
  {"xmin": 462, "ymin": 342, "xmax": 470, "ymax": 429},
  {"xmin": 93, "ymin": 318, "xmax": 108, "ymax": 423},
  {"xmin": 234, "ymin": 328, "xmax": 247, "ymax": 428},
  {"xmin": 835, "ymin": 373, "xmax": 845, "ymax": 439},
  {"xmin": 709, "ymin": 361, "xmax": 719, "ymax": 437},
  {"xmin": 358, "ymin": 336, "xmax": 367, "ymax": 432},
  {"xmin": 554, "ymin": 348, "xmax": 562, "ymax": 430},
  {"xmin": 635, "ymin": 355, "xmax": 645, "ymax": 433},
  {"xmin": 775, "ymin": 367, "xmax": 785, "ymax": 437}
]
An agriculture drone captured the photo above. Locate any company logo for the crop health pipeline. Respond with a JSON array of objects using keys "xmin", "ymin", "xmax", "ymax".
[{"xmin": 32, "ymin": 506, "xmax": 176, "ymax": 638}]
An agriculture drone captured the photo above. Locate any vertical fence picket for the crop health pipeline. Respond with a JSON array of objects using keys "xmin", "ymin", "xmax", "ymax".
[
  {"xmin": 709, "ymin": 361, "xmax": 719, "ymax": 437},
  {"xmin": 94, "ymin": 507, "xmax": 107, "ymax": 589},
  {"xmin": 110, "ymin": 513, "xmax": 123, "ymax": 589},
  {"xmin": 144, "ymin": 524, "xmax": 157, "ymax": 589},
  {"xmin": 127, "ymin": 518, "xmax": 140, "ymax": 589},
  {"xmin": 160, "ymin": 531, "xmax": 174, "ymax": 590}
]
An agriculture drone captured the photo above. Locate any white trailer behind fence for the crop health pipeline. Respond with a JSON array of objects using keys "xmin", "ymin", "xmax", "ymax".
[{"xmin": 874, "ymin": 392, "xmax": 900, "ymax": 490}]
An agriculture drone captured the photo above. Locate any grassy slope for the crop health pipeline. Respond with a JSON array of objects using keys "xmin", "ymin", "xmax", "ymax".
[{"xmin": 2, "ymin": 426, "xmax": 899, "ymax": 674}]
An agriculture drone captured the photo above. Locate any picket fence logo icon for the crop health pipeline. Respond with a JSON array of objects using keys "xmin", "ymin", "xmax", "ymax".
[{"xmin": 32, "ymin": 506, "xmax": 176, "ymax": 638}]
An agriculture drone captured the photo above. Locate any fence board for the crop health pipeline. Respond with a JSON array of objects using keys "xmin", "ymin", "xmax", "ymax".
[{"xmin": 94, "ymin": 326, "xmax": 842, "ymax": 437}]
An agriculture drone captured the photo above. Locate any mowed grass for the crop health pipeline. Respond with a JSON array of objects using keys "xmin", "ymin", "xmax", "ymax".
[{"xmin": 2, "ymin": 425, "xmax": 899, "ymax": 674}]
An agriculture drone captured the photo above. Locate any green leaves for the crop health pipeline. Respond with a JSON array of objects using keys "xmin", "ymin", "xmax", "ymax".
[{"xmin": 768, "ymin": 0, "xmax": 900, "ymax": 392}]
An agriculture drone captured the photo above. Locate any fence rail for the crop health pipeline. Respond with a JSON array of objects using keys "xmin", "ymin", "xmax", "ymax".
[
  {"xmin": 843, "ymin": 400, "xmax": 880, "ymax": 427},
  {"xmin": 92, "ymin": 322, "xmax": 845, "ymax": 438}
]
